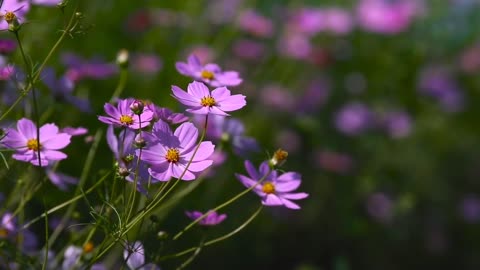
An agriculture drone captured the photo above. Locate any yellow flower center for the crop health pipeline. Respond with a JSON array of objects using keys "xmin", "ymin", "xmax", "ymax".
[
  {"xmin": 201, "ymin": 70, "xmax": 214, "ymax": 80},
  {"xmin": 262, "ymin": 182, "xmax": 276, "ymax": 194},
  {"xmin": 83, "ymin": 241, "xmax": 94, "ymax": 253},
  {"xmin": 200, "ymin": 96, "xmax": 216, "ymax": 107},
  {"xmin": 27, "ymin": 139, "xmax": 40, "ymax": 151},
  {"xmin": 165, "ymin": 148, "xmax": 180, "ymax": 163},
  {"xmin": 4, "ymin": 11, "xmax": 16, "ymax": 23},
  {"xmin": 0, "ymin": 228, "xmax": 8, "ymax": 238},
  {"xmin": 120, "ymin": 115, "xmax": 134, "ymax": 125}
]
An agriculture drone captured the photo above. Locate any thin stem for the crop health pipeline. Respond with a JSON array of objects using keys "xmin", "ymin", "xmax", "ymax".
[
  {"xmin": 176, "ymin": 234, "xmax": 206, "ymax": 270},
  {"xmin": 21, "ymin": 171, "xmax": 111, "ymax": 230},
  {"xmin": 41, "ymin": 203, "xmax": 49, "ymax": 270},
  {"xmin": 0, "ymin": 8, "xmax": 78, "ymax": 122},
  {"xmin": 161, "ymin": 205, "xmax": 263, "ymax": 261},
  {"xmin": 172, "ymin": 169, "xmax": 271, "ymax": 240},
  {"xmin": 110, "ymin": 68, "xmax": 128, "ymax": 102}
]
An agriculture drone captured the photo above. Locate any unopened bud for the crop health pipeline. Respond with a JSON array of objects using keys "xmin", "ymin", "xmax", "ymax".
[
  {"xmin": 134, "ymin": 136, "xmax": 146, "ymax": 148},
  {"xmin": 130, "ymin": 100, "xmax": 144, "ymax": 115},
  {"xmin": 117, "ymin": 167, "xmax": 130, "ymax": 177},
  {"xmin": 75, "ymin": 12, "xmax": 83, "ymax": 20},
  {"xmin": 157, "ymin": 231, "xmax": 168, "ymax": 240},
  {"xmin": 116, "ymin": 49, "xmax": 129, "ymax": 69},
  {"xmin": 269, "ymin": 148, "xmax": 288, "ymax": 167}
]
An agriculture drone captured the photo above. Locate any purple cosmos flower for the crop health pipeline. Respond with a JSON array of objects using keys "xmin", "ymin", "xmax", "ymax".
[
  {"xmin": 334, "ymin": 102, "xmax": 373, "ymax": 136},
  {"xmin": 0, "ymin": 55, "xmax": 14, "ymax": 80},
  {"xmin": 172, "ymin": 81, "xmax": 246, "ymax": 116},
  {"xmin": 41, "ymin": 67, "xmax": 92, "ymax": 113},
  {"xmin": 0, "ymin": 39, "xmax": 16, "ymax": 54},
  {"xmin": 202, "ymin": 115, "xmax": 259, "ymax": 156},
  {"xmin": 235, "ymin": 160, "xmax": 309, "ymax": 209},
  {"xmin": 124, "ymin": 241, "xmax": 160, "ymax": 270},
  {"xmin": 147, "ymin": 104, "xmax": 189, "ymax": 125},
  {"xmin": 236, "ymin": 9, "xmax": 273, "ymax": 38},
  {"xmin": 0, "ymin": 0, "xmax": 30, "ymax": 30},
  {"xmin": 61, "ymin": 52, "xmax": 118, "ymax": 82},
  {"xmin": 356, "ymin": 0, "xmax": 422, "ymax": 34},
  {"xmin": 175, "ymin": 54, "xmax": 242, "ymax": 87},
  {"xmin": 131, "ymin": 53, "xmax": 162, "ymax": 74},
  {"xmin": 2, "ymin": 118, "xmax": 71, "ymax": 166},
  {"xmin": 140, "ymin": 121, "xmax": 215, "ymax": 181},
  {"xmin": 379, "ymin": 110, "xmax": 413, "ymax": 139},
  {"xmin": 185, "ymin": 210, "xmax": 227, "ymax": 226},
  {"xmin": 98, "ymin": 98, "xmax": 154, "ymax": 129},
  {"xmin": 277, "ymin": 33, "xmax": 312, "ymax": 60},
  {"xmin": 418, "ymin": 66, "xmax": 465, "ymax": 112}
]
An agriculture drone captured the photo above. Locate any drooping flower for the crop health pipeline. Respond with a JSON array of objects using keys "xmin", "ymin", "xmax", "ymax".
[
  {"xmin": 98, "ymin": 98, "xmax": 154, "ymax": 129},
  {"xmin": 41, "ymin": 67, "xmax": 92, "ymax": 113},
  {"xmin": 124, "ymin": 241, "xmax": 161, "ymax": 270},
  {"xmin": 0, "ymin": 0, "xmax": 30, "ymax": 31},
  {"xmin": 140, "ymin": 121, "xmax": 214, "ymax": 181},
  {"xmin": 185, "ymin": 210, "xmax": 227, "ymax": 226},
  {"xmin": 2, "ymin": 118, "xmax": 71, "ymax": 166},
  {"xmin": 235, "ymin": 160, "xmax": 309, "ymax": 209},
  {"xmin": 172, "ymin": 81, "xmax": 246, "ymax": 116},
  {"xmin": 175, "ymin": 54, "xmax": 242, "ymax": 87}
]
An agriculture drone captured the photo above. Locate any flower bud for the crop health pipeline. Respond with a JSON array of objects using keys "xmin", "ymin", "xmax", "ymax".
[
  {"xmin": 130, "ymin": 100, "xmax": 144, "ymax": 115},
  {"xmin": 269, "ymin": 148, "xmax": 288, "ymax": 167},
  {"xmin": 116, "ymin": 49, "xmax": 129, "ymax": 69},
  {"xmin": 117, "ymin": 166, "xmax": 130, "ymax": 177},
  {"xmin": 134, "ymin": 136, "xmax": 146, "ymax": 149}
]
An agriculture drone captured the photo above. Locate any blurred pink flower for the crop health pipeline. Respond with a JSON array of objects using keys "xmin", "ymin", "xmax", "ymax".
[
  {"xmin": 237, "ymin": 9, "xmax": 274, "ymax": 38},
  {"xmin": 356, "ymin": 0, "xmax": 423, "ymax": 34}
]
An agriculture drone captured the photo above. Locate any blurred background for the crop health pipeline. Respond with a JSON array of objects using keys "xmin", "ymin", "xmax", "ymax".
[{"xmin": 5, "ymin": 0, "xmax": 480, "ymax": 269}]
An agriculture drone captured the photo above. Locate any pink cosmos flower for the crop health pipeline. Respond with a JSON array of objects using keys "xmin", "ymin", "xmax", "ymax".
[
  {"xmin": 172, "ymin": 81, "xmax": 246, "ymax": 116},
  {"xmin": 185, "ymin": 210, "xmax": 227, "ymax": 226},
  {"xmin": 0, "ymin": 0, "xmax": 30, "ymax": 31},
  {"xmin": 235, "ymin": 160, "xmax": 309, "ymax": 210},
  {"xmin": 140, "ymin": 121, "xmax": 215, "ymax": 181},
  {"xmin": 98, "ymin": 98, "xmax": 154, "ymax": 129},
  {"xmin": 175, "ymin": 54, "xmax": 242, "ymax": 87},
  {"xmin": 2, "ymin": 118, "xmax": 71, "ymax": 167}
]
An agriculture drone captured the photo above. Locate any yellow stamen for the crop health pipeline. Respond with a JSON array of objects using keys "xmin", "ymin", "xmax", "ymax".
[
  {"xmin": 83, "ymin": 241, "xmax": 94, "ymax": 253},
  {"xmin": 200, "ymin": 96, "xmax": 216, "ymax": 107},
  {"xmin": 120, "ymin": 115, "xmax": 134, "ymax": 125},
  {"xmin": 165, "ymin": 148, "xmax": 180, "ymax": 163},
  {"xmin": 27, "ymin": 139, "xmax": 40, "ymax": 151},
  {"xmin": 200, "ymin": 70, "xmax": 214, "ymax": 80},
  {"xmin": 262, "ymin": 182, "xmax": 275, "ymax": 194},
  {"xmin": 4, "ymin": 11, "xmax": 16, "ymax": 23}
]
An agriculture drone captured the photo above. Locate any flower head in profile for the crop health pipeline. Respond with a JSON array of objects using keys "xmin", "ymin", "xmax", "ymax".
[
  {"xmin": 140, "ymin": 121, "xmax": 215, "ymax": 181},
  {"xmin": 2, "ymin": 118, "xmax": 71, "ymax": 167},
  {"xmin": 172, "ymin": 81, "xmax": 246, "ymax": 116},
  {"xmin": 98, "ymin": 98, "xmax": 154, "ymax": 129},
  {"xmin": 185, "ymin": 210, "xmax": 227, "ymax": 226},
  {"xmin": 175, "ymin": 54, "xmax": 242, "ymax": 87},
  {"xmin": 235, "ymin": 160, "xmax": 308, "ymax": 209}
]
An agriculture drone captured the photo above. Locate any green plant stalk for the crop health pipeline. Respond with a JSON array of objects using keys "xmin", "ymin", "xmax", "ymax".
[
  {"xmin": 161, "ymin": 205, "xmax": 263, "ymax": 261},
  {"xmin": 172, "ymin": 169, "xmax": 271, "ymax": 240},
  {"xmin": 0, "ymin": 8, "xmax": 78, "ymax": 122}
]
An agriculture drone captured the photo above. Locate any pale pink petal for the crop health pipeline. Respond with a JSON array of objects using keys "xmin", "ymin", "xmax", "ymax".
[
  {"xmin": 17, "ymin": 118, "xmax": 37, "ymax": 139},
  {"xmin": 174, "ymin": 122, "xmax": 198, "ymax": 150},
  {"xmin": 172, "ymin": 85, "xmax": 200, "ymax": 106},
  {"xmin": 282, "ymin": 192, "xmax": 309, "ymax": 200},
  {"xmin": 187, "ymin": 81, "xmax": 210, "ymax": 98},
  {"xmin": 262, "ymin": 194, "xmax": 283, "ymax": 206}
]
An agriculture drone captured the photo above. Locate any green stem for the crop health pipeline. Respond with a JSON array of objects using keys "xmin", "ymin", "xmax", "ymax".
[
  {"xmin": 161, "ymin": 205, "xmax": 263, "ymax": 261},
  {"xmin": 176, "ymin": 234, "xmax": 206, "ymax": 270},
  {"xmin": 172, "ymin": 169, "xmax": 271, "ymax": 240},
  {"xmin": 21, "ymin": 171, "xmax": 111, "ymax": 230},
  {"xmin": 0, "ymin": 8, "xmax": 78, "ymax": 122}
]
